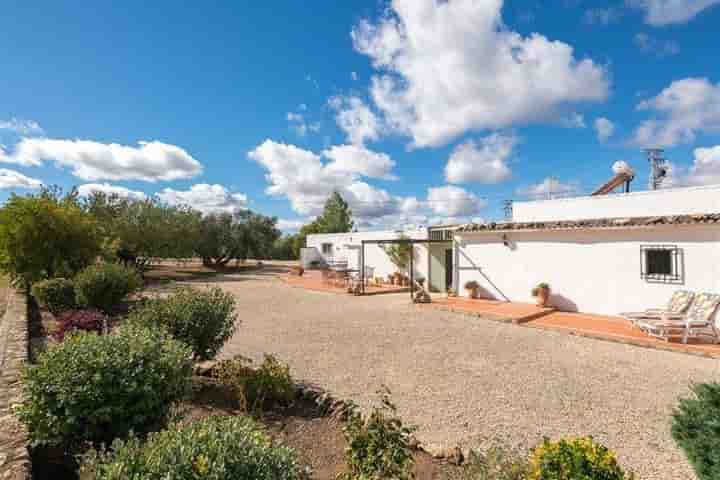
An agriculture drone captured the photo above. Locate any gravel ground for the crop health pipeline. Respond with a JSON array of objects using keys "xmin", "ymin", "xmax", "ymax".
[{"xmin": 207, "ymin": 268, "xmax": 719, "ymax": 480}]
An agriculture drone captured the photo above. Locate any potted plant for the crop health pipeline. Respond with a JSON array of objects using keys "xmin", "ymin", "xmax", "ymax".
[
  {"xmin": 445, "ymin": 287, "xmax": 457, "ymax": 298},
  {"xmin": 464, "ymin": 280, "xmax": 480, "ymax": 299},
  {"xmin": 532, "ymin": 282, "xmax": 551, "ymax": 307}
]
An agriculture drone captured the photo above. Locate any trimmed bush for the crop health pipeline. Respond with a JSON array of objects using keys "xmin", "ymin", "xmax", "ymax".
[
  {"xmin": 128, "ymin": 287, "xmax": 237, "ymax": 360},
  {"xmin": 15, "ymin": 324, "xmax": 192, "ymax": 450},
  {"xmin": 672, "ymin": 382, "xmax": 720, "ymax": 480},
  {"xmin": 339, "ymin": 388, "xmax": 416, "ymax": 480},
  {"xmin": 447, "ymin": 445, "xmax": 530, "ymax": 480},
  {"xmin": 53, "ymin": 309, "xmax": 106, "ymax": 341},
  {"xmin": 74, "ymin": 263, "xmax": 141, "ymax": 312},
  {"xmin": 528, "ymin": 437, "xmax": 629, "ymax": 480},
  {"xmin": 80, "ymin": 415, "xmax": 306, "ymax": 480},
  {"xmin": 31, "ymin": 278, "xmax": 76, "ymax": 316},
  {"xmin": 214, "ymin": 354, "xmax": 294, "ymax": 412}
]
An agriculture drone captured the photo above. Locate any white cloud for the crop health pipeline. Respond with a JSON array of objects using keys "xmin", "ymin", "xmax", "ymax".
[
  {"xmin": 594, "ymin": 117, "xmax": 616, "ymax": 142},
  {"xmin": 329, "ymin": 96, "xmax": 381, "ymax": 146},
  {"xmin": 583, "ymin": 7, "xmax": 623, "ymax": 24},
  {"xmin": 671, "ymin": 146, "xmax": 720, "ymax": 186},
  {"xmin": 287, "ymin": 111, "xmax": 320, "ymax": 137},
  {"xmin": 0, "ymin": 168, "xmax": 43, "ymax": 190},
  {"xmin": 0, "ymin": 118, "xmax": 44, "ymax": 135},
  {"xmin": 633, "ymin": 78, "xmax": 720, "ymax": 147},
  {"xmin": 277, "ymin": 218, "xmax": 308, "ymax": 231},
  {"xmin": 560, "ymin": 112, "xmax": 587, "ymax": 129},
  {"xmin": 352, "ymin": 0, "xmax": 609, "ymax": 147},
  {"xmin": 157, "ymin": 184, "xmax": 248, "ymax": 215},
  {"xmin": 627, "ymin": 0, "xmax": 720, "ymax": 25},
  {"xmin": 77, "ymin": 183, "xmax": 147, "ymax": 200},
  {"xmin": 0, "ymin": 138, "xmax": 202, "ymax": 182},
  {"xmin": 517, "ymin": 177, "xmax": 581, "ymax": 199},
  {"xmin": 248, "ymin": 139, "xmax": 410, "ymax": 221},
  {"xmin": 426, "ymin": 185, "xmax": 486, "ymax": 217},
  {"xmin": 445, "ymin": 133, "xmax": 515, "ymax": 184},
  {"xmin": 633, "ymin": 33, "xmax": 680, "ymax": 56},
  {"xmin": 351, "ymin": 71, "xmax": 359, "ymax": 81},
  {"xmin": 323, "ymin": 144, "xmax": 396, "ymax": 180}
]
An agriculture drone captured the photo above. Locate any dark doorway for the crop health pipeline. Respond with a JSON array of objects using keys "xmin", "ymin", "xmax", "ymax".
[{"xmin": 444, "ymin": 248, "xmax": 453, "ymax": 290}]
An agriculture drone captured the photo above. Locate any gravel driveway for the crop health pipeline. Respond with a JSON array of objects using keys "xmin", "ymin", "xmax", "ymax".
[{"xmin": 210, "ymin": 268, "xmax": 719, "ymax": 479}]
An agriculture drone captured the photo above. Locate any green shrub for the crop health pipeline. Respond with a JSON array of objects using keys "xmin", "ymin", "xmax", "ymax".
[
  {"xmin": 0, "ymin": 191, "xmax": 102, "ymax": 286},
  {"xmin": 672, "ymin": 382, "xmax": 720, "ymax": 480},
  {"xmin": 80, "ymin": 415, "xmax": 306, "ymax": 480},
  {"xmin": 31, "ymin": 278, "xmax": 76, "ymax": 315},
  {"xmin": 528, "ymin": 437, "xmax": 630, "ymax": 480},
  {"xmin": 15, "ymin": 324, "xmax": 192, "ymax": 450},
  {"xmin": 74, "ymin": 262, "xmax": 141, "ymax": 312},
  {"xmin": 339, "ymin": 388, "xmax": 416, "ymax": 480},
  {"xmin": 446, "ymin": 445, "xmax": 529, "ymax": 480},
  {"xmin": 128, "ymin": 287, "xmax": 237, "ymax": 360},
  {"xmin": 214, "ymin": 354, "xmax": 295, "ymax": 412}
]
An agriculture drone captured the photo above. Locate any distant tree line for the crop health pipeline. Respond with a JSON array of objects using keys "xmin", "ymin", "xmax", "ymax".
[{"xmin": 0, "ymin": 186, "xmax": 286, "ymax": 286}]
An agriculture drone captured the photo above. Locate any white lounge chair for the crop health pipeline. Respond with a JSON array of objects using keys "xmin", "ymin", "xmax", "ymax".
[
  {"xmin": 621, "ymin": 290, "xmax": 694, "ymax": 328},
  {"xmin": 637, "ymin": 293, "xmax": 720, "ymax": 344}
]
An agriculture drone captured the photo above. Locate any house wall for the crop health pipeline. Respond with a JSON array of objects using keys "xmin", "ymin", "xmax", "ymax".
[
  {"xmin": 513, "ymin": 184, "xmax": 720, "ymax": 222},
  {"xmin": 306, "ymin": 229, "xmax": 429, "ymax": 281},
  {"xmin": 455, "ymin": 225, "xmax": 720, "ymax": 315}
]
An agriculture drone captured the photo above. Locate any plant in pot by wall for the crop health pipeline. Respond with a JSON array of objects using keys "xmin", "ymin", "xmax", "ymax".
[
  {"xmin": 532, "ymin": 282, "xmax": 551, "ymax": 307},
  {"xmin": 464, "ymin": 280, "xmax": 480, "ymax": 299}
]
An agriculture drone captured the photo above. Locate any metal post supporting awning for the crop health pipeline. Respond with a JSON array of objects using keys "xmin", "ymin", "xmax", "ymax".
[{"xmin": 360, "ymin": 238, "xmax": 456, "ymax": 300}]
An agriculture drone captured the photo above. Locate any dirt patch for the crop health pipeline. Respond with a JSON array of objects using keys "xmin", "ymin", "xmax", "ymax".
[
  {"xmin": 143, "ymin": 260, "xmax": 263, "ymax": 285},
  {"xmin": 188, "ymin": 378, "xmax": 455, "ymax": 480}
]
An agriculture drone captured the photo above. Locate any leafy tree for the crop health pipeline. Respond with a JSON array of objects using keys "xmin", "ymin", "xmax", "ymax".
[
  {"xmin": 0, "ymin": 188, "xmax": 102, "ymax": 286},
  {"xmin": 317, "ymin": 191, "xmax": 354, "ymax": 233},
  {"xmin": 196, "ymin": 210, "xmax": 280, "ymax": 266},
  {"xmin": 196, "ymin": 213, "xmax": 239, "ymax": 266},
  {"xmin": 83, "ymin": 193, "xmax": 201, "ymax": 269},
  {"xmin": 272, "ymin": 235, "xmax": 298, "ymax": 260},
  {"xmin": 383, "ymin": 236, "xmax": 413, "ymax": 273},
  {"xmin": 293, "ymin": 191, "xmax": 354, "ymax": 257},
  {"xmin": 236, "ymin": 210, "xmax": 280, "ymax": 261}
]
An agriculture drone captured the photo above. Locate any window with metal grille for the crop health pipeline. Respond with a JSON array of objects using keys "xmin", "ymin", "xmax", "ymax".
[
  {"xmin": 641, "ymin": 245, "xmax": 682, "ymax": 283},
  {"xmin": 321, "ymin": 243, "xmax": 333, "ymax": 255}
]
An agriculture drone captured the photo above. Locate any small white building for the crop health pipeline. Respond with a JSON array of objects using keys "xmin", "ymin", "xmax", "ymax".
[
  {"xmin": 455, "ymin": 184, "xmax": 720, "ymax": 315},
  {"xmin": 304, "ymin": 226, "xmax": 457, "ymax": 293}
]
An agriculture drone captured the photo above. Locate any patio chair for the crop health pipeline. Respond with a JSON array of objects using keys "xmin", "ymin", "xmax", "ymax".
[
  {"xmin": 620, "ymin": 290, "xmax": 694, "ymax": 327},
  {"xmin": 637, "ymin": 293, "xmax": 720, "ymax": 344}
]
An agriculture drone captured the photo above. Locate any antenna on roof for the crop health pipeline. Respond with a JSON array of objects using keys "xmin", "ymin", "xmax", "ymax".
[
  {"xmin": 503, "ymin": 200, "xmax": 513, "ymax": 221},
  {"xmin": 547, "ymin": 176, "xmax": 559, "ymax": 200},
  {"xmin": 645, "ymin": 148, "xmax": 668, "ymax": 190}
]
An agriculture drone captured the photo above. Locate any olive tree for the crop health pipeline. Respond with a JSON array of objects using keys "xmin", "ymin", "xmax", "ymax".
[{"xmin": 0, "ymin": 188, "xmax": 102, "ymax": 286}]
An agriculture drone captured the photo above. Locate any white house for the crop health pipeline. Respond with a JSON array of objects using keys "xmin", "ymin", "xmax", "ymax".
[
  {"xmin": 455, "ymin": 184, "xmax": 720, "ymax": 315},
  {"xmin": 304, "ymin": 183, "xmax": 720, "ymax": 317}
]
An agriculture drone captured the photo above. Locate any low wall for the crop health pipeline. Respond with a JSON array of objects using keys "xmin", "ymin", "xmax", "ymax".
[{"xmin": 0, "ymin": 288, "xmax": 31, "ymax": 479}]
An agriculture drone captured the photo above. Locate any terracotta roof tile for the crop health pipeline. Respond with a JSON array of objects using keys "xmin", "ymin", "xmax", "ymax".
[{"xmin": 458, "ymin": 213, "xmax": 720, "ymax": 233}]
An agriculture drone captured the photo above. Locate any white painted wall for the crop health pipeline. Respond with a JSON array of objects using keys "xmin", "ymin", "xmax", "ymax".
[
  {"xmin": 455, "ymin": 225, "xmax": 720, "ymax": 315},
  {"xmin": 513, "ymin": 184, "xmax": 720, "ymax": 222},
  {"xmin": 306, "ymin": 229, "xmax": 430, "ymax": 281}
]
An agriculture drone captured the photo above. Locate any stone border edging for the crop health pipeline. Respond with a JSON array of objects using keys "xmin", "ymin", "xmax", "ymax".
[{"xmin": 0, "ymin": 288, "xmax": 31, "ymax": 479}]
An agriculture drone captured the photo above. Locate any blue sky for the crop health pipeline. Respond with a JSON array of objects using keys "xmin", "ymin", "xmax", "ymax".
[{"xmin": 1, "ymin": 0, "xmax": 720, "ymax": 231}]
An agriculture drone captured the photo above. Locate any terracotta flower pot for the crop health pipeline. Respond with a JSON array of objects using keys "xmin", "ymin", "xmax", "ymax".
[{"xmin": 535, "ymin": 287, "xmax": 550, "ymax": 307}]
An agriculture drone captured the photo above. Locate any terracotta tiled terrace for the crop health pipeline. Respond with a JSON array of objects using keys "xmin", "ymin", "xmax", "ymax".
[
  {"xmin": 427, "ymin": 297, "xmax": 555, "ymax": 323},
  {"xmin": 281, "ymin": 270, "xmax": 409, "ymax": 296},
  {"xmin": 425, "ymin": 296, "xmax": 720, "ymax": 358}
]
